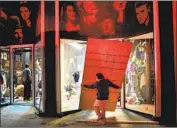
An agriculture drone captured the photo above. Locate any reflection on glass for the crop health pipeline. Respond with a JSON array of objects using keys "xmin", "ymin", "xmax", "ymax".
[
  {"xmin": 0, "ymin": 47, "xmax": 10, "ymax": 105},
  {"xmin": 125, "ymin": 39, "xmax": 155, "ymax": 115},
  {"xmin": 60, "ymin": 40, "xmax": 86, "ymax": 112},
  {"xmin": 34, "ymin": 42, "xmax": 43, "ymax": 111}
]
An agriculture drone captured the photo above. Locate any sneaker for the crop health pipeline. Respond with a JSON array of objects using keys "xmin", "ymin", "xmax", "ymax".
[
  {"xmin": 100, "ymin": 118, "xmax": 107, "ymax": 125},
  {"xmin": 96, "ymin": 116, "xmax": 104, "ymax": 121},
  {"xmin": 101, "ymin": 120, "xmax": 106, "ymax": 125}
]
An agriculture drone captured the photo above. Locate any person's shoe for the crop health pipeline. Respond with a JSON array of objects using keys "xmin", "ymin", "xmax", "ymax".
[
  {"xmin": 96, "ymin": 116, "xmax": 104, "ymax": 121},
  {"xmin": 100, "ymin": 118, "xmax": 107, "ymax": 125},
  {"xmin": 14, "ymin": 96, "xmax": 19, "ymax": 99}
]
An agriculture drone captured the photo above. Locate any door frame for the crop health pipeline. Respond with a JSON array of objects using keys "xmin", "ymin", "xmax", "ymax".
[{"xmin": 10, "ymin": 44, "xmax": 35, "ymax": 105}]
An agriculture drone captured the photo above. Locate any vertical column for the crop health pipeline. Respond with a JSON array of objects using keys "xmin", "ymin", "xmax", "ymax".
[
  {"xmin": 41, "ymin": 0, "xmax": 46, "ymax": 113},
  {"xmin": 172, "ymin": 1, "xmax": 177, "ymax": 124},
  {"xmin": 55, "ymin": 0, "xmax": 61, "ymax": 113},
  {"xmin": 145, "ymin": 41, "xmax": 151, "ymax": 104},
  {"xmin": 44, "ymin": 1, "xmax": 57, "ymax": 116},
  {"xmin": 153, "ymin": 1, "xmax": 161, "ymax": 118},
  {"xmin": 158, "ymin": 1, "xmax": 176, "ymax": 125}
]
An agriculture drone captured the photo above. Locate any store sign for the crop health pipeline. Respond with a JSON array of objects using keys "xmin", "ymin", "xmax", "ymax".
[{"xmin": 80, "ymin": 38, "xmax": 132, "ymax": 111}]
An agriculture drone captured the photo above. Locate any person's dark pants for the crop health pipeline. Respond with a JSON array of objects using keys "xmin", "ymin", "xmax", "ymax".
[{"xmin": 24, "ymin": 83, "xmax": 31, "ymax": 100}]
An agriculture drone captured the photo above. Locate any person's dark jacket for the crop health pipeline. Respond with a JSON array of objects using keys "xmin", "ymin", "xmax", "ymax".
[
  {"xmin": 84, "ymin": 79, "xmax": 120, "ymax": 100},
  {"xmin": 0, "ymin": 73, "xmax": 4, "ymax": 85}
]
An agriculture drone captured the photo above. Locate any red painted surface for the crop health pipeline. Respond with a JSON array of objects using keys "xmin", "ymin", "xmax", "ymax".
[
  {"xmin": 41, "ymin": 1, "xmax": 45, "ymax": 47},
  {"xmin": 55, "ymin": 0, "xmax": 59, "ymax": 47},
  {"xmin": 173, "ymin": 1, "xmax": 177, "ymax": 88},
  {"xmin": 82, "ymin": 38, "xmax": 132, "ymax": 88},
  {"xmin": 153, "ymin": 1, "xmax": 161, "ymax": 117}
]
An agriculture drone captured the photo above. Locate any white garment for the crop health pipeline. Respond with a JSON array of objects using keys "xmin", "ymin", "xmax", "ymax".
[{"xmin": 2, "ymin": 73, "xmax": 6, "ymax": 89}]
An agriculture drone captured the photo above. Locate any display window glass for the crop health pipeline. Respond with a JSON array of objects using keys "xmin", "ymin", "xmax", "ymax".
[
  {"xmin": 0, "ymin": 47, "xmax": 10, "ymax": 105},
  {"xmin": 34, "ymin": 42, "xmax": 43, "ymax": 112},
  {"xmin": 60, "ymin": 39, "xmax": 86, "ymax": 112},
  {"xmin": 125, "ymin": 39, "xmax": 155, "ymax": 115}
]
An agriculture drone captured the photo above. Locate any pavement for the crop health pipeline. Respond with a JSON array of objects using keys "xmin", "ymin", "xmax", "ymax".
[{"xmin": 0, "ymin": 105, "xmax": 160, "ymax": 127}]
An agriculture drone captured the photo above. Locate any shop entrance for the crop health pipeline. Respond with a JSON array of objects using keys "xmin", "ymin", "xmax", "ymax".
[
  {"xmin": 59, "ymin": 37, "xmax": 156, "ymax": 121},
  {"xmin": 59, "ymin": 39, "xmax": 127, "ymax": 112},
  {"xmin": 10, "ymin": 45, "xmax": 34, "ymax": 105}
]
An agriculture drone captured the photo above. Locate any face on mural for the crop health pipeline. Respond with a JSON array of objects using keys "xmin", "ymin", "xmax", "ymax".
[
  {"xmin": 83, "ymin": 2, "xmax": 98, "ymax": 15},
  {"xmin": 101, "ymin": 18, "xmax": 115, "ymax": 36},
  {"xmin": 14, "ymin": 28, "xmax": 23, "ymax": 43},
  {"xmin": 66, "ymin": 5, "xmax": 76, "ymax": 21},
  {"xmin": 136, "ymin": 4, "xmax": 150, "ymax": 25},
  {"xmin": 20, "ymin": 6, "xmax": 31, "ymax": 20},
  {"xmin": 113, "ymin": 1, "xmax": 127, "ymax": 11}
]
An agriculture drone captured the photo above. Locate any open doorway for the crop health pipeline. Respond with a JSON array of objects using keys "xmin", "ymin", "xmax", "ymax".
[{"xmin": 10, "ymin": 45, "xmax": 34, "ymax": 105}]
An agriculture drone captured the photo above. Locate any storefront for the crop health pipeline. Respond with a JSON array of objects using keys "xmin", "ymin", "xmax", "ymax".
[
  {"xmin": 124, "ymin": 33, "xmax": 155, "ymax": 116},
  {"xmin": 54, "ymin": 1, "xmax": 176, "ymax": 125},
  {"xmin": 0, "ymin": 1, "xmax": 176, "ymax": 125},
  {"xmin": 0, "ymin": 1, "xmax": 44, "ymax": 112},
  {"xmin": 55, "ymin": 1, "xmax": 156, "ymax": 115},
  {"xmin": 0, "ymin": 46, "xmax": 10, "ymax": 105}
]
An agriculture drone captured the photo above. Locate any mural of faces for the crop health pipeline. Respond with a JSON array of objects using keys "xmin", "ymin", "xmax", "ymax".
[
  {"xmin": 0, "ymin": 1, "xmax": 40, "ymax": 45},
  {"xmin": 135, "ymin": 2, "xmax": 150, "ymax": 26}
]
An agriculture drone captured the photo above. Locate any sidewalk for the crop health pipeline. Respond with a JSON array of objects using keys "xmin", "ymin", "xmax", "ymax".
[{"xmin": 1, "ymin": 105, "xmax": 160, "ymax": 127}]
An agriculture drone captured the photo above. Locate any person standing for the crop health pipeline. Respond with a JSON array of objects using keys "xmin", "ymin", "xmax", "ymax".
[
  {"xmin": 83, "ymin": 73, "xmax": 120, "ymax": 124},
  {"xmin": 22, "ymin": 64, "xmax": 32, "ymax": 101}
]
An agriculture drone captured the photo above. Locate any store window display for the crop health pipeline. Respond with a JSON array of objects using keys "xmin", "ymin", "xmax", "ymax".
[
  {"xmin": 60, "ymin": 40, "xmax": 86, "ymax": 112},
  {"xmin": 125, "ymin": 39, "xmax": 155, "ymax": 115},
  {"xmin": 0, "ymin": 49, "xmax": 10, "ymax": 105},
  {"xmin": 34, "ymin": 44, "xmax": 43, "ymax": 111}
]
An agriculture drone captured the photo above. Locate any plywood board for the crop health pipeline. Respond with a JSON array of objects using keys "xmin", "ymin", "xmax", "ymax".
[{"xmin": 80, "ymin": 38, "xmax": 132, "ymax": 111}]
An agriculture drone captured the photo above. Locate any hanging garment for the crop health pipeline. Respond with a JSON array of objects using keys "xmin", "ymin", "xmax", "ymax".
[{"xmin": 2, "ymin": 73, "xmax": 7, "ymax": 89}]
